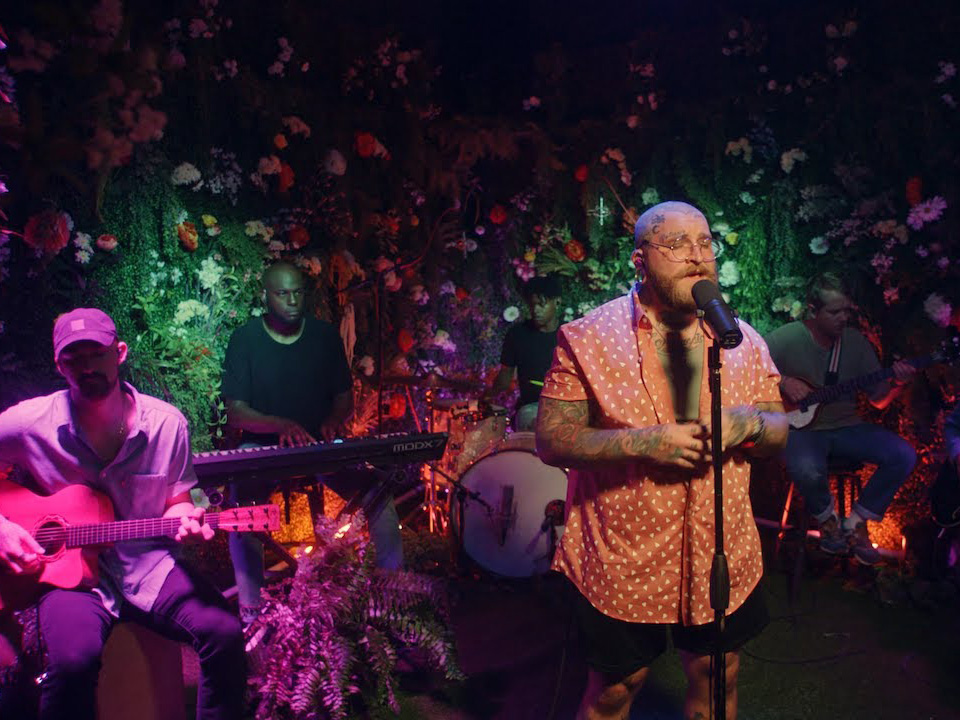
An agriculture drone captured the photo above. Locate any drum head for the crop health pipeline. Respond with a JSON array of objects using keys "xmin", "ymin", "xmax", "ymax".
[{"xmin": 455, "ymin": 441, "xmax": 567, "ymax": 577}]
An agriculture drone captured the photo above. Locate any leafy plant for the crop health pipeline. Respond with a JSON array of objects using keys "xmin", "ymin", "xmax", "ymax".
[{"xmin": 246, "ymin": 514, "xmax": 464, "ymax": 720}]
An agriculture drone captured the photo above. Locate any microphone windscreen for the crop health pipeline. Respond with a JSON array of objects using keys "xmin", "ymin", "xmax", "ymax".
[{"xmin": 691, "ymin": 279, "xmax": 723, "ymax": 309}]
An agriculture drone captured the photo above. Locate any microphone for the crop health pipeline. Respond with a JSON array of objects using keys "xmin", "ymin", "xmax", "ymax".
[
  {"xmin": 692, "ymin": 280, "xmax": 742, "ymax": 349},
  {"xmin": 498, "ymin": 485, "xmax": 515, "ymax": 546},
  {"xmin": 541, "ymin": 499, "xmax": 566, "ymax": 532}
]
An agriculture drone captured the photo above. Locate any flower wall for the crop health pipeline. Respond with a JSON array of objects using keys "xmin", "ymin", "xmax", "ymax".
[{"xmin": 0, "ymin": 1, "xmax": 958, "ymax": 542}]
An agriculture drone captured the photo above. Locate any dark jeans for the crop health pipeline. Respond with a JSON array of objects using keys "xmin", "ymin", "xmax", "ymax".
[
  {"xmin": 782, "ymin": 423, "xmax": 917, "ymax": 522},
  {"xmin": 36, "ymin": 563, "xmax": 245, "ymax": 720}
]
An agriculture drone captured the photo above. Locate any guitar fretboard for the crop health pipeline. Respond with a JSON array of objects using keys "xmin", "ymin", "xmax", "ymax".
[{"xmin": 798, "ymin": 354, "xmax": 936, "ymax": 410}]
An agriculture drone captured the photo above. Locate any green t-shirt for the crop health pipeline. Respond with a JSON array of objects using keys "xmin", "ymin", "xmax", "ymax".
[{"xmin": 763, "ymin": 321, "xmax": 880, "ymax": 430}]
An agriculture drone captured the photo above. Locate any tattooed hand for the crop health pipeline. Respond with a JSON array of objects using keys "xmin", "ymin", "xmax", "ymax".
[
  {"xmin": 641, "ymin": 422, "xmax": 713, "ymax": 469},
  {"xmin": 702, "ymin": 405, "xmax": 757, "ymax": 452}
]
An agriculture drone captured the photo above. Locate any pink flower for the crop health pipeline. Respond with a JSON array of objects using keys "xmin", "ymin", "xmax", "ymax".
[
  {"xmin": 907, "ymin": 196, "xmax": 947, "ymax": 230},
  {"xmin": 128, "ymin": 105, "xmax": 167, "ymax": 143},
  {"xmin": 24, "ymin": 210, "xmax": 71, "ymax": 257},
  {"xmin": 96, "ymin": 234, "xmax": 118, "ymax": 251}
]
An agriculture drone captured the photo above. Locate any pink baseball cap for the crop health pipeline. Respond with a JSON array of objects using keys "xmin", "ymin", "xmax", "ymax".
[{"xmin": 53, "ymin": 308, "xmax": 118, "ymax": 360}]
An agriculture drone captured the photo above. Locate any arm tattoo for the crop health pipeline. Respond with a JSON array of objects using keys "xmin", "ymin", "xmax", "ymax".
[{"xmin": 537, "ymin": 397, "xmax": 669, "ymax": 468}]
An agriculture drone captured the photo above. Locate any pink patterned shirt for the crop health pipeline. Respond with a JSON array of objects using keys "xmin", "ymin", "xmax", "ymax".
[{"xmin": 541, "ymin": 289, "xmax": 781, "ymax": 625}]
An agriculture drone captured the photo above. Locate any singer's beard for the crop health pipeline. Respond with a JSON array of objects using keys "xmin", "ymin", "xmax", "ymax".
[{"xmin": 646, "ymin": 264, "xmax": 717, "ymax": 314}]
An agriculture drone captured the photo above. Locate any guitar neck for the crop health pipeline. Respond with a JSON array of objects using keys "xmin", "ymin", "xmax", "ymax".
[
  {"xmin": 802, "ymin": 355, "xmax": 932, "ymax": 407},
  {"xmin": 63, "ymin": 513, "xmax": 228, "ymax": 548}
]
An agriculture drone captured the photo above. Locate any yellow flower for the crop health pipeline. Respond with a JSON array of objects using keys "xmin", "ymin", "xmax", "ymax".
[
  {"xmin": 201, "ymin": 214, "xmax": 218, "ymax": 228},
  {"xmin": 523, "ymin": 249, "xmax": 536, "ymax": 262},
  {"xmin": 725, "ymin": 232, "xmax": 739, "ymax": 246}
]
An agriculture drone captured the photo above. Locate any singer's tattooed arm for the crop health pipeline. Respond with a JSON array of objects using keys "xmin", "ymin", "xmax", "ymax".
[
  {"xmin": 717, "ymin": 401, "xmax": 787, "ymax": 456},
  {"xmin": 535, "ymin": 397, "xmax": 714, "ymax": 470}
]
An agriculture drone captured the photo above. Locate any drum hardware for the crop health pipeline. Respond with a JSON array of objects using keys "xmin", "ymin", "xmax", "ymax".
[{"xmin": 452, "ymin": 432, "xmax": 569, "ymax": 577}]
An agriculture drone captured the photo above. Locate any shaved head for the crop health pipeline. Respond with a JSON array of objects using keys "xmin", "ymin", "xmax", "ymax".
[
  {"xmin": 262, "ymin": 261, "xmax": 303, "ymax": 290},
  {"xmin": 634, "ymin": 201, "xmax": 707, "ymax": 249}
]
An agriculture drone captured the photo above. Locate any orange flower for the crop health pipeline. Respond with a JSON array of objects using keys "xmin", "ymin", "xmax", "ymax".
[
  {"xmin": 177, "ymin": 221, "xmax": 199, "ymax": 251},
  {"xmin": 388, "ymin": 394, "xmax": 407, "ymax": 419},
  {"xmin": 489, "ymin": 204, "xmax": 507, "ymax": 225},
  {"xmin": 574, "ymin": 164, "xmax": 589, "ymax": 183},
  {"xmin": 288, "ymin": 225, "xmax": 310, "ymax": 249},
  {"xmin": 23, "ymin": 210, "xmax": 71, "ymax": 257},
  {"xmin": 564, "ymin": 239, "xmax": 586, "ymax": 262},
  {"xmin": 273, "ymin": 133, "xmax": 288, "ymax": 150},
  {"xmin": 409, "ymin": 214, "xmax": 420, "ymax": 227},
  {"xmin": 905, "ymin": 176, "xmax": 923, "ymax": 207},
  {"xmin": 355, "ymin": 131, "xmax": 377, "ymax": 158},
  {"xmin": 278, "ymin": 162, "xmax": 295, "ymax": 192},
  {"xmin": 96, "ymin": 234, "xmax": 118, "ymax": 251},
  {"xmin": 397, "ymin": 328, "xmax": 415, "ymax": 353}
]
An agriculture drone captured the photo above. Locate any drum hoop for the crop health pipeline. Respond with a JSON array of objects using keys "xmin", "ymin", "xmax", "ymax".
[{"xmin": 458, "ymin": 431, "xmax": 543, "ymax": 477}]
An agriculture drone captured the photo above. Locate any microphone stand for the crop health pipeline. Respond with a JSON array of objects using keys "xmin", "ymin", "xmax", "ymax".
[{"xmin": 707, "ymin": 332, "xmax": 729, "ymax": 720}]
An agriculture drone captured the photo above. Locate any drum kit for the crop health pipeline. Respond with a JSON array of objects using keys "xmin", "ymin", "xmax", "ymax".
[{"xmin": 381, "ymin": 372, "xmax": 569, "ymax": 578}]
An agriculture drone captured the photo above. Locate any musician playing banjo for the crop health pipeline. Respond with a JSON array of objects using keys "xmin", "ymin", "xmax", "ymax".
[
  {"xmin": 764, "ymin": 271, "xmax": 917, "ymax": 564},
  {"xmin": 0, "ymin": 308, "xmax": 245, "ymax": 720}
]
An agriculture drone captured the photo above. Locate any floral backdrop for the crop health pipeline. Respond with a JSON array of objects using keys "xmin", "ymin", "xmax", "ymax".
[{"xmin": 1, "ymin": 0, "xmax": 959, "ymax": 549}]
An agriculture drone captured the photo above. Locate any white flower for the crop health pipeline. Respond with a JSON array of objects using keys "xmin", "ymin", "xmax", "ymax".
[
  {"xmin": 410, "ymin": 284, "xmax": 430, "ymax": 305},
  {"xmin": 75, "ymin": 248, "xmax": 92, "ymax": 264},
  {"xmin": 712, "ymin": 222, "xmax": 731, "ymax": 236},
  {"xmin": 789, "ymin": 300, "xmax": 804, "ymax": 319},
  {"xmin": 173, "ymin": 299, "xmax": 210, "ymax": 325},
  {"xmin": 431, "ymin": 330, "xmax": 457, "ymax": 352},
  {"xmin": 74, "ymin": 232, "xmax": 93, "ymax": 251},
  {"xmin": 924, "ymin": 293, "xmax": 952, "ymax": 327},
  {"xmin": 641, "ymin": 187, "xmax": 660, "ymax": 206},
  {"xmin": 171, "ymin": 162, "xmax": 201, "ymax": 186},
  {"xmin": 503, "ymin": 306, "xmax": 520, "ymax": 322},
  {"xmin": 197, "ymin": 257, "xmax": 224, "ymax": 290},
  {"xmin": 809, "ymin": 236, "xmax": 829, "ymax": 255},
  {"xmin": 358, "ymin": 355, "xmax": 375, "ymax": 376},
  {"xmin": 738, "ymin": 191, "xmax": 756, "ymax": 205},
  {"xmin": 717, "ymin": 260, "xmax": 740, "ymax": 287},
  {"xmin": 170, "ymin": 267, "xmax": 183, "ymax": 284},
  {"xmin": 439, "ymin": 281, "xmax": 456, "ymax": 296}
]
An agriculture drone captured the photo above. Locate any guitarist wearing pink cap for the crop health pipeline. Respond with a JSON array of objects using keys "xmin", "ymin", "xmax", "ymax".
[
  {"xmin": 0, "ymin": 308, "xmax": 247, "ymax": 719},
  {"xmin": 765, "ymin": 273, "xmax": 917, "ymax": 565}
]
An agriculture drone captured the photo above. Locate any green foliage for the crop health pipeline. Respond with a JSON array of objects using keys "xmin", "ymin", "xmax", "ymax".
[{"xmin": 247, "ymin": 515, "xmax": 464, "ymax": 720}]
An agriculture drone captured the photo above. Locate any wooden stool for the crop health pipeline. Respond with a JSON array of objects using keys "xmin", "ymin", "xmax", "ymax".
[
  {"xmin": 97, "ymin": 623, "xmax": 186, "ymax": 720},
  {"xmin": 777, "ymin": 459, "xmax": 864, "ymax": 603}
]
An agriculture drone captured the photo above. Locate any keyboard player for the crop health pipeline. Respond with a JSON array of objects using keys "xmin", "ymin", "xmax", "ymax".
[{"xmin": 221, "ymin": 261, "xmax": 402, "ymax": 626}]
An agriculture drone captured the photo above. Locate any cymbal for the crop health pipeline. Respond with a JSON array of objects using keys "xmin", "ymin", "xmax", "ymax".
[{"xmin": 379, "ymin": 371, "xmax": 482, "ymax": 392}]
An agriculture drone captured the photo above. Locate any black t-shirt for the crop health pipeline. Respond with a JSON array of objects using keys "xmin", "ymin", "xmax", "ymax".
[
  {"xmin": 221, "ymin": 316, "xmax": 352, "ymax": 445},
  {"xmin": 500, "ymin": 321, "xmax": 559, "ymax": 406}
]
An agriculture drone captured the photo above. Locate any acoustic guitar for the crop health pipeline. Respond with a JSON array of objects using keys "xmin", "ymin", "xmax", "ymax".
[
  {"xmin": 783, "ymin": 340, "xmax": 959, "ymax": 430},
  {"xmin": 0, "ymin": 478, "xmax": 279, "ymax": 612}
]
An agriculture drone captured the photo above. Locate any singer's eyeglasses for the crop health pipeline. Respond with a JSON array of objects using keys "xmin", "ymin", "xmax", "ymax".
[{"xmin": 643, "ymin": 236, "xmax": 724, "ymax": 263}]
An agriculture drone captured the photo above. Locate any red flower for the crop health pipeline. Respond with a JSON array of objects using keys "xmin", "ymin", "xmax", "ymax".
[
  {"xmin": 574, "ymin": 164, "xmax": 589, "ymax": 183},
  {"xmin": 564, "ymin": 239, "xmax": 586, "ymax": 262},
  {"xmin": 355, "ymin": 131, "xmax": 378, "ymax": 158},
  {"xmin": 23, "ymin": 210, "xmax": 71, "ymax": 257},
  {"xmin": 177, "ymin": 221, "xmax": 199, "ymax": 251},
  {"xmin": 455, "ymin": 286, "xmax": 469, "ymax": 301},
  {"xmin": 489, "ymin": 204, "xmax": 508, "ymax": 225},
  {"xmin": 96, "ymin": 234, "xmax": 118, "ymax": 251},
  {"xmin": 397, "ymin": 328, "xmax": 415, "ymax": 353},
  {"xmin": 278, "ymin": 162, "xmax": 295, "ymax": 192},
  {"xmin": 288, "ymin": 225, "xmax": 310, "ymax": 249},
  {"xmin": 388, "ymin": 394, "xmax": 407, "ymax": 419},
  {"xmin": 905, "ymin": 176, "xmax": 923, "ymax": 207},
  {"xmin": 273, "ymin": 133, "xmax": 288, "ymax": 150}
]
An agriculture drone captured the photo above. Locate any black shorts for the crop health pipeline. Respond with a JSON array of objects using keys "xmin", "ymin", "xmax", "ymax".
[{"xmin": 571, "ymin": 582, "xmax": 769, "ymax": 678}]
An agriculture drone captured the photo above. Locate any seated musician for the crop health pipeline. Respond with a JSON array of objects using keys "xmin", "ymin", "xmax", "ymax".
[
  {"xmin": 221, "ymin": 261, "xmax": 402, "ymax": 626},
  {"xmin": 764, "ymin": 272, "xmax": 917, "ymax": 564},
  {"xmin": 487, "ymin": 274, "xmax": 562, "ymax": 430},
  {"xmin": 0, "ymin": 308, "xmax": 245, "ymax": 720}
]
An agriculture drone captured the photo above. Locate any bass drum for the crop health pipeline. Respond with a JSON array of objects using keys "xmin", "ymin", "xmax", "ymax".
[{"xmin": 452, "ymin": 432, "xmax": 568, "ymax": 577}]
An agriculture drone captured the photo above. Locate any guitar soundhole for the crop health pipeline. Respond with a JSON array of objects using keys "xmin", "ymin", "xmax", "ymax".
[{"xmin": 36, "ymin": 521, "xmax": 67, "ymax": 557}]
